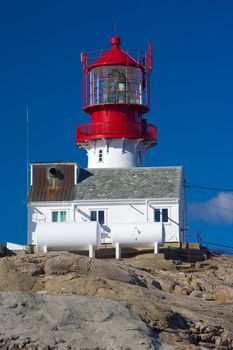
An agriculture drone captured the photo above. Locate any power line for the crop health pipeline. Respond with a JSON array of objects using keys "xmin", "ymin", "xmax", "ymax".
[
  {"xmin": 202, "ymin": 241, "xmax": 233, "ymax": 250},
  {"xmin": 185, "ymin": 183, "xmax": 233, "ymax": 192},
  {"xmin": 187, "ymin": 186, "xmax": 233, "ymax": 202}
]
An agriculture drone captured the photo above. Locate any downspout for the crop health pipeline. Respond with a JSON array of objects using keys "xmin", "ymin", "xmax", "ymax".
[
  {"xmin": 73, "ymin": 203, "xmax": 76, "ymax": 222},
  {"xmin": 145, "ymin": 199, "xmax": 149, "ymax": 223}
]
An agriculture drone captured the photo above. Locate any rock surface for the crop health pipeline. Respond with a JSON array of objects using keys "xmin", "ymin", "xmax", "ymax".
[
  {"xmin": 0, "ymin": 292, "xmax": 158, "ymax": 350},
  {"xmin": 0, "ymin": 252, "xmax": 232, "ymax": 349}
]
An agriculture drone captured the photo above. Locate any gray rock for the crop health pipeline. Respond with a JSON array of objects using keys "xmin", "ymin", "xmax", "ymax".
[
  {"xmin": 0, "ymin": 292, "xmax": 159, "ymax": 350},
  {"xmin": 43, "ymin": 254, "xmax": 143, "ymax": 286},
  {"xmin": 1, "ymin": 252, "xmax": 233, "ymax": 349}
]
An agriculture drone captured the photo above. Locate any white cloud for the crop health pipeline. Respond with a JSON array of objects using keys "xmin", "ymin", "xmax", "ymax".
[{"xmin": 189, "ymin": 192, "xmax": 233, "ymax": 224}]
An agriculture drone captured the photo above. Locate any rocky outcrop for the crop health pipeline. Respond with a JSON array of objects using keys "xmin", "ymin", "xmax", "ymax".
[
  {"xmin": 0, "ymin": 292, "xmax": 159, "ymax": 350},
  {"xmin": 0, "ymin": 252, "xmax": 232, "ymax": 349}
]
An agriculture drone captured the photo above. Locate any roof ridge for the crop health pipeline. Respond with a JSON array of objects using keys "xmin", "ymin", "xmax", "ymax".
[{"xmin": 85, "ymin": 166, "xmax": 183, "ymax": 170}]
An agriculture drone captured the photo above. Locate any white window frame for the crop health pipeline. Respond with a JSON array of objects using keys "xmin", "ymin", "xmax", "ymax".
[
  {"xmin": 98, "ymin": 149, "xmax": 104, "ymax": 163},
  {"xmin": 153, "ymin": 207, "xmax": 171, "ymax": 225},
  {"xmin": 89, "ymin": 208, "xmax": 107, "ymax": 225},
  {"xmin": 51, "ymin": 210, "xmax": 68, "ymax": 222}
]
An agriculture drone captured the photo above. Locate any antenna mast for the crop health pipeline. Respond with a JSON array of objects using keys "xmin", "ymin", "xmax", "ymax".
[
  {"xmin": 114, "ymin": 22, "xmax": 117, "ymax": 37},
  {"xmin": 26, "ymin": 106, "xmax": 29, "ymax": 196}
]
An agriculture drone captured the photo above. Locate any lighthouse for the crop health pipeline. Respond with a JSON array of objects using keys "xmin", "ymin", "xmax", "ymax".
[
  {"xmin": 76, "ymin": 37, "xmax": 158, "ymax": 168},
  {"xmin": 26, "ymin": 35, "xmax": 186, "ymax": 255}
]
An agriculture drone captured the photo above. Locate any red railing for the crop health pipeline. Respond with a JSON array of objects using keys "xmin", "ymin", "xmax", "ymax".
[{"xmin": 76, "ymin": 122, "xmax": 157, "ymax": 143}]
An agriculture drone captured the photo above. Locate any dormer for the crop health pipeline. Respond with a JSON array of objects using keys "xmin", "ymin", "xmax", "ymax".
[{"xmin": 28, "ymin": 162, "xmax": 79, "ymax": 202}]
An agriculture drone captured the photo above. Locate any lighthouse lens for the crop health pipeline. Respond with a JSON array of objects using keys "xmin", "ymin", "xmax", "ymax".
[{"xmin": 89, "ymin": 66, "xmax": 143, "ymax": 106}]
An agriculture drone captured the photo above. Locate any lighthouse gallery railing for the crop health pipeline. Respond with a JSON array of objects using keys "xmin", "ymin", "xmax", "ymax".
[{"xmin": 76, "ymin": 122, "xmax": 157, "ymax": 143}]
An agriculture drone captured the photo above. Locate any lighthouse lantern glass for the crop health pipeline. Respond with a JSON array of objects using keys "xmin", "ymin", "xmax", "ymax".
[{"xmin": 89, "ymin": 66, "xmax": 143, "ymax": 106}]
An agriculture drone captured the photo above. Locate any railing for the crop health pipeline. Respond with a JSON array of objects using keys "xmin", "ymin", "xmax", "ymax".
[
  {"xmin": 76, "ymin": 122, "xmax": 157, "ymax": 143},
  {"xmin": 185, "ymin": 227, "xmax": 202, "ymax": 243}
]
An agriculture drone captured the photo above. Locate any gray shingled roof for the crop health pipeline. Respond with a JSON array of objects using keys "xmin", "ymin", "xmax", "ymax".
[{"xmin": 75, "ymin": 167, "xmax": 183, "ymax": 200}]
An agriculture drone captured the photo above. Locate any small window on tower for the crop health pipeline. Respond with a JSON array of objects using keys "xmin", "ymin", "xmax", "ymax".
[
  {"xmin": 98, "ymin": 149, "xmax": 103, "ymax": 162},
  {"xmin": 138, "ymin": 151, "xmax": 142, "ymax": 164}
]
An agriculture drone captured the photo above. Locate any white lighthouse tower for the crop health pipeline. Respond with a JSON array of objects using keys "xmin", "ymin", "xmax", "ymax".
[{"xmin": 76, "ymin": 37, "xmax": 157, "ymax": 168}]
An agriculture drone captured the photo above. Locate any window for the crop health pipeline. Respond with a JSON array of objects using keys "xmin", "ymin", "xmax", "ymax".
[
  {"xmin": 98, "ymin": 149, "xmax": 103, "ymax": 162},
  {"xmin": 154, "ymin": 209, "xmax": 160, "ymax": 222},
  {"xmin": 90, "ymin": 211, "xmax": 97, "ymax": 221},
  {"xmin": 138, "ymin": 151, "xmax": 142, "ymax": 164},
  {"xmin": 154, "ymin": 208, "xmax": 169, "ymax": 223},
  {"xmin": 162, "ymin": 208, "xmax": 168, "ymax": 223},
  {"xmin": 52, "ymin": 211, "xmax": 67, "ymax": 222},
  {"xmin": 90, "ymin": 66, "xmax": 143, "ymax": 105},
  {"xmin": 90, "ymin": 210, "xmax": 105, "ymax": 224},
  {"xmin": 117, "ymin": 82, "xmax": 126, "ymax": 103}
]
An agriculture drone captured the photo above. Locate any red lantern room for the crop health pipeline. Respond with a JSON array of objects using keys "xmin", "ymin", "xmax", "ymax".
[{"xmin": 76, "ymin": 37, "xmax": 158, "ymax": 168}]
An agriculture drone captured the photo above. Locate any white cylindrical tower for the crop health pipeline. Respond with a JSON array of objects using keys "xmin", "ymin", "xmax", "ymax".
[{"xmin": 85, "ymin": 139, "xmax": 146, "ymax": 168}]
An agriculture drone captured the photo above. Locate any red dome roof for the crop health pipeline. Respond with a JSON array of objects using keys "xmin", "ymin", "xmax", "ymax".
[{"xmin": 89, "ymin": 37, "xmax": 142, "ymax": 70}]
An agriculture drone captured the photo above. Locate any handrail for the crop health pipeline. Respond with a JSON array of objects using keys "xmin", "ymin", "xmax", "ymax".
[{"xmin": 76, "ymin": 122, "xmax": 157, "ymax": 143}]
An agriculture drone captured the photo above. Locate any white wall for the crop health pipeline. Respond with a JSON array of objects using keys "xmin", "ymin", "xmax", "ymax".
[
  {"xmin": 28, "ymin": 199, "xmax": 183, "ymax": 245},
  {"xmin": 28, "ymin": 203, "xmax": 74, "ymax": 244},
  {"xmin": 83, "ymin": 139, "xmax": 147, "ymax": 168}
]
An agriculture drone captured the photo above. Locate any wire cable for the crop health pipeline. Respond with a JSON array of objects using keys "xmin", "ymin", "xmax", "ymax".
[{"xmin": 186, "ymin": 183, "xmax": 233, "ymax": 192}]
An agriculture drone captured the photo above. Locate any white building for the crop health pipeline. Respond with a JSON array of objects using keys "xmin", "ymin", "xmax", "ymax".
[{"xmin": 27, "ymin": 162, "xmax": 186, "ymax": 255}]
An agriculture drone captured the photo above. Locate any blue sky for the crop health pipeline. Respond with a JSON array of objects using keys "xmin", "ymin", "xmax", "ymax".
[{"xmin": 0, "ymin": 0, "xmax": 233, "ymax": 250}]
